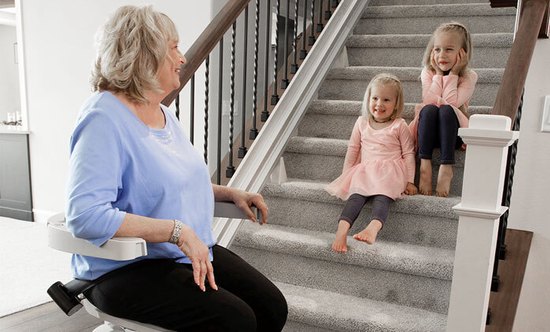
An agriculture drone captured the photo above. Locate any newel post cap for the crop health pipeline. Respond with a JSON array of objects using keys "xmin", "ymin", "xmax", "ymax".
[{"xmin": 458, "ymin": 115, "xmax": 519, "ymax": 147}]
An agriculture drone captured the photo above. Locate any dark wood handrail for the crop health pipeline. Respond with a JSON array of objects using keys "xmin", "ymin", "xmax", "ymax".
[
  {"xmin": 162, "ymin": 0, "xmax": 251, "ymax": 106},
  {"xmin": 492, "ymin": 0, "xmax": 549, "ymax": 122},
  {"xmin": 0, "ymin": 0, "xmax": 15, "ymax": 8}
]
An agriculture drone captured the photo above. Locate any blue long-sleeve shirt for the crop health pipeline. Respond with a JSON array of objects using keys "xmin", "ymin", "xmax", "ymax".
[{"xmin": 66, "ymin": 91, "xmax": 215, "ymax": 280}]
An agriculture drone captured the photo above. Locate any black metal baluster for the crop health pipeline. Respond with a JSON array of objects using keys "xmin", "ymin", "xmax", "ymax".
[
  {"xmin": 331, "ymin": 0, "xmax": 338, "ymax": 8},
  {"xmin": 250, "ymin": 0, "xmax": 260, "ymax": 139},
  {"xmin": 190, "ymin": 74, "xmax": 195, "ymax": 145},
  {"xmin": 175, "ymin": 94, "xmax": 180, "ymax": 120},
  {"xmin": 309, "ymin": 0, "xmax": 316, "ymax": 45},
  {"xmin": 324, "ymin": 0, "xmax": 332, "ymax": 20},
  {"xmin": 203, "ymin": 56, "xmax": 210, "ymax": 164},
  {"xmin": 271, "ymin": 0, "xmax": 280, "ymax": 105},
  {"xmin": 491, "ymin": 92, "xmax": 523, "ymax": 292},
  {"xmin": 239, "ymin": 6, "xmax": 249, "ymax": 159},
  {"xmin": 216, "ymin": 40, "xmax": 224, "ymax": 185},
  {"xmin": 300, "ymin": 0, "xmax": 308, "ymax": 60},
  {"xmin": 281, "ymin": 0, "xmax": 290, "ymax": 88},
  {"xmin": 317, "ymin": 0, "xmax": 324, "ymax": 32},
  {"xmin": 226, "ymin": 23, "xmax": 237, "ymax": 179},
  {"xmin": 291, "ymin": 0, "xmax": 299, "ymax": 74},
  {"xmin": 261, "ymin": 0, "xmax": 272, "ymax": 122}
]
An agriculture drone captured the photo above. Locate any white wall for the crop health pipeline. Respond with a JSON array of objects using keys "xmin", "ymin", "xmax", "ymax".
[
  {"xmin": 19, "ymin": 1, "xmax": 212, "ymax": 222},
  {"xmin": 0, "ymin": 24, "xmax": 19, "ymax": 123},
  {"xmin": 508, "ymin": 39, "xmax": 550, "ymax": 331}
]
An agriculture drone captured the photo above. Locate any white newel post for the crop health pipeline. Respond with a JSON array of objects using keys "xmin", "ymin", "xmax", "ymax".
[{"xmin": 446, "ymin": 115, "xmax": 519, "ymax": 332}]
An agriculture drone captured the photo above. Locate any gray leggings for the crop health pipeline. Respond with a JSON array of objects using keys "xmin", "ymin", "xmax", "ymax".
[{"xmin": 339, "ymin": 193, "xmax": 393, "ymax": 227}]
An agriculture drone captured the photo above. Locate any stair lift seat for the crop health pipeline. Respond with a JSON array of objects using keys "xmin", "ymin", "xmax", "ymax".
[{"xmin": 47, "ymin": 201, "xmax": 257, "ymax": 332}]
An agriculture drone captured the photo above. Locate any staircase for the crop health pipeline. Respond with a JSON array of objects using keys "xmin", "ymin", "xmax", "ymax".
[{"xmin": 230, "ymin": 1, "xmax": 516, "ymax": 330}]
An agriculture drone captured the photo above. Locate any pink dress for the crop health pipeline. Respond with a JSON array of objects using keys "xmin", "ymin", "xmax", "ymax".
[{"xmin": 326, "ymin": 116, "xmax": 416, "ymax": 201}]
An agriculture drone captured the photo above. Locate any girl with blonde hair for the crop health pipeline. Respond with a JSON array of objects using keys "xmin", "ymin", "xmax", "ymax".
[
  {"xmin": 409, "ymin": 22, "xmax": 478, "ymax": 197},
  {"xmin": 326, "ymin": 73, "xmax": 417, "ymax": 252}
]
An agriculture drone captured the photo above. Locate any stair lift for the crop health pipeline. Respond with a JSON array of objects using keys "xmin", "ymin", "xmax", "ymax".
[{"xmin": 47, "ymin": 202, "xmax": 257, "ymax": 332}]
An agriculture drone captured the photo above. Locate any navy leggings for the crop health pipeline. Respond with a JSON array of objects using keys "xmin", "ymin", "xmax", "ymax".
[
  {"xmin": 84, "ymin": 245, "xmax": 288, "ymax": 332},
  {"xmin": 417, "ymin": 104, "xmax": 463, "ymax": 164},
  {"xmin": 339, "ymin": 193, "xmax": 393, "ymax": 227}
]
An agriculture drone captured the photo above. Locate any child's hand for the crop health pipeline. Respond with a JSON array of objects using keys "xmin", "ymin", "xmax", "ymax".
[
  {"xmin": 431, "ymin": 50, "xmax": 444, "ymax": 75},
  {"xmin": 405, "ymin": 182, "xmax": 418, "ymax": 195},
  {"xmin": 451, "ymin": 48, "xmax": 467, "ymax": 75}
]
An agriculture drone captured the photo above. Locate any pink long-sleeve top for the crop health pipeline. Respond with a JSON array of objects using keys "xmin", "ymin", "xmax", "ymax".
[{"xmin": 409, "ymin": 67, "xmax": 478, "ymax": 144}]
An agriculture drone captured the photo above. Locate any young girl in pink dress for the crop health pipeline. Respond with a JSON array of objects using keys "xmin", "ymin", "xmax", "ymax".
[
  {"xmin": 326, "ymin": 73, "xmax": 417, "ymax": 252},
  {"xmin": 409, "ymin": 22, "xmax": 478, "ymax": 197}
]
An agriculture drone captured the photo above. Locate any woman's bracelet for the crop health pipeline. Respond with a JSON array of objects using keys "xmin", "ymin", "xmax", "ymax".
[{"xmin": 169, "ymin": 219, "xmax": 184, "ymax": 244}]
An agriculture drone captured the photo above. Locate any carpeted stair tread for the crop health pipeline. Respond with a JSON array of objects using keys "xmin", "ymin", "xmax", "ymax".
[
  {"xmin": 363, "ymin": 3, "xmax": 515, "ymax": 18},
  {"xmin": 326, "ymin": 66, "xmax": 503, "ymax": 83},
  {"xmin": 321, "ymin": 67, "xmax": 502, "ymax": 104},
  {"xmin": 263, "ymin": 179, "xmax": 461, "ymax": 219},
  {"xmin": 234, "ymin": 224, "xmax": 453, "ymax": 313},
  {"xmin": 235, "ymin": 222, "xmax": 454, "ymax": 280},
  {"xmin": 276, "ymin": 282, "xmax": 447, "ymax": 332},
  {"xmin": 346, "ymin": 35, "xmax": 512, "ymax": 67},
  {"xmin": 307, "ymin": 100, "xmax": 491, "ymax": 118},
  {"xmin": 285, "ymin": 135, "xmax": 466, "ymax": 167},
  {"xmin": 347, "ymin": 33, "xmax": 512, "ymax": 48},
  {"xmin": 371, "ymin": 0, "xmax": 486, "ymax": 5},
  {"xmin": 301, "ymin": 101, "xmax": 491, "ymax": 140}
]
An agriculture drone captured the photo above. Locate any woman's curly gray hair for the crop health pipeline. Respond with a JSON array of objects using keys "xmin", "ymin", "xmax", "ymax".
[{"xmin": 90, "ymin": 5, "xmax": 179, "ymax": 104}]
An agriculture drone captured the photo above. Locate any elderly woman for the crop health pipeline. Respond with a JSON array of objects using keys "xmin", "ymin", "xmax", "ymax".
[{"xmin": 66, "ymin": 5, "xmax": 287, "ymax": 331}]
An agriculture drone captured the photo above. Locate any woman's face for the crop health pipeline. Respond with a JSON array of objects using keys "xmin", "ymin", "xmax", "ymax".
[
  {"xmin": 432, "ymin": 31, "xmax": 462, "ymax": 72},
  {"xmin": 368, "ymin": 83, "xmax": 397, "ymax": 122},
  {"xmin": 158, "ymin": 40, "xmax": 185, "ymax": 94}
]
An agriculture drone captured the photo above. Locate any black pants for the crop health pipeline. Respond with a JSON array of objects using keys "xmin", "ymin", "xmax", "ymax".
[
  {"xmin": 417, "ymin": 104, "xmax": 463, "ymax": 164},
  {"xmin": 84, "ymin": 245, "xmax": 288, "ymax": 332},
  {"xmin": 339, "ymin": 193, "xmax": 393, "ymax": 227}
]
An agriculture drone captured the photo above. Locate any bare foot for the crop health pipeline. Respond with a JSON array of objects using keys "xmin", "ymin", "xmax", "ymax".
[
  {"xmin": 353, "ymin": 219, "xmax": 383, "ymax": 245},
  {"xmin": 419, "ymin": 159, "xmax": 433, "ymax": 195},
  {"xmin": 332, "ymin": 220, "xmax": 351, "ymax": 253},
  {"xmin": 436, "ymin": 164, "xmax": 453, "ymax": 197}
]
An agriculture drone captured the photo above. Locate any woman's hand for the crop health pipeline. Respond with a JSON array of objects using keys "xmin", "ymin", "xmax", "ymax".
[
  {"xmin": 177, "ymin": 225, "xmax": 218, "ymax": 292},
  {"xmin": 451, "ymin": 48, "xmax": 467, "ymax": 75},
  {"xmin": 431, "ymin": 50, "xmax": 444, "ymax": 76},
  {"xmin": 405, "ymin": 182, "xmax": 418, "ymax": 195},
  {"xmin": 231, "ymin": 189, "xmax": 269, "ymax": 224}
]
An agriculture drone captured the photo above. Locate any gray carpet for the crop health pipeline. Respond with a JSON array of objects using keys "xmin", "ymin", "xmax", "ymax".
[{"xmin": 229, "ymin": 1, "xmax": 516, "ymax": 330}]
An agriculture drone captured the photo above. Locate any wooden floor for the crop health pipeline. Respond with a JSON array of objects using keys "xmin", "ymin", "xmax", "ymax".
[
  {"xmin": 486, "ymin": 229, "xmax": 533, "ymax": 332},
  {"xmin": 0, "ymin": 229, "xmax": 532, "ymax": 332},
  {"xmin": 0, "ymin": 302, "xmax": 102, "ymax": 332}
]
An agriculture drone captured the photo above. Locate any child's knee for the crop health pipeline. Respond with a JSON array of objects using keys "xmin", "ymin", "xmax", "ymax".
[{"xmin": 438, "ymin": 105, "xmax": 456, "ymax": 119}]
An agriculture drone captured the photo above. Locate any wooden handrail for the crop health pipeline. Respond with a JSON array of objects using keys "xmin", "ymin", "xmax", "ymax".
[
  {"xmin": 0, "ymin": 0, "xmax": 15, "ymax": 8},
  {"xmin": 162, "ymin": 0, "xmax": 251, "ymax": 106},
  {"xmin": 492, "ymin": 0, "xmax": 549, "ymax": 122}
]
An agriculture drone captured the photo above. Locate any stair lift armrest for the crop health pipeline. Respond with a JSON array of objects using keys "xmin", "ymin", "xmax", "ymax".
[
  {"xmin": 47, "ymin": 202, "xmax": 255, "ymax": 261},
  {"xmin": 47, "ymin": 217, "xmax": 147, "ymax": 261},
  {"xmin": 214, "ymin": 201, "xmax": 259, "ymax": 221}
]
